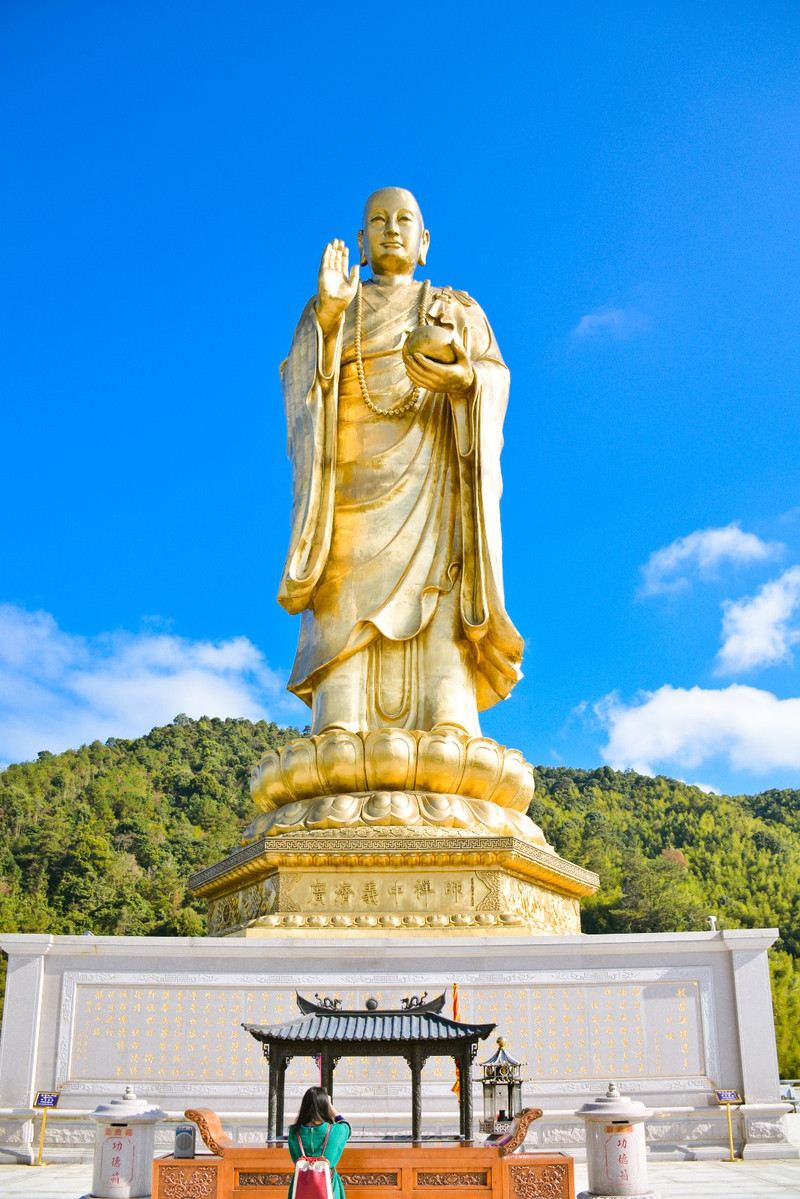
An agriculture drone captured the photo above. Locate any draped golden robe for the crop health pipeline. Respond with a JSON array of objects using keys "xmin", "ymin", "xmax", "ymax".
[{"xmin": 278, "ymin": 278, "xmax": 522, "ymax": 734}]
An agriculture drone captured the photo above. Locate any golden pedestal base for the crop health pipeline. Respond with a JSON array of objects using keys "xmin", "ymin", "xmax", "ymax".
[
  {"xmin": 191, "ymin": 830, "xmax": 598, "ymax": 937},
  {"xmin": 190, "ymin": 732, "xmax": 599, "ymax": 936}
]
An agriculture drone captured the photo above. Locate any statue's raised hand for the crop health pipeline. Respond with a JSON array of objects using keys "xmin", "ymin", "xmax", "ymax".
[{"xmin": 316, "ymin": 239, "xmax": 359, "ymax": 334}]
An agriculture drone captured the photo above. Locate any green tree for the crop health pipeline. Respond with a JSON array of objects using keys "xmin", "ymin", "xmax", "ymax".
[{"xmin": 610, "ymin": 851, "xmax": 704, "ymax": 933}]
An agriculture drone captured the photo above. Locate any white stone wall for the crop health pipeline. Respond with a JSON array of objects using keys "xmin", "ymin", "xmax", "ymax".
[{"xmin": 0, "ymin": 930, "xmax": 794, "ymax": 1162}]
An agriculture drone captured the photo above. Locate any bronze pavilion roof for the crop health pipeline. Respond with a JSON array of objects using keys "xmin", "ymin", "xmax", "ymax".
[{"xmin": 242, "ymin": 991, "xmax": 496, "ymax": 1046}]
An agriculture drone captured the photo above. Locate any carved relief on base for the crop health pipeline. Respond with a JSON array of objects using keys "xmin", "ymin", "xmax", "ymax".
[
  {"xmin": 239, "ymin": 1172, "xmax": 295, "ymax": 1186},
  {"xmin": 509, "ymin": 1163, "xmax": 570, "ymax": 1199},
  {"xmin": 646, "ymin": 1119, "xmax": 713, "ymax": 1142},
  {"xmin": 208, "ymin": 876, "xmax": 288, "ymax": 936},
  {"xmin": 0, "ymin": 1123, "xmax": 30, "ymax": 1146},
  {"xmin": 41, "ymin": 1125, "xmax": 94, "ymax": 1144},
  {"xmin": 746, "ymin": 1119, "xmax": 785, "ymax": 1142},
  {"xmin": 497, "ymin": 876, "xmax": 581, "ymax": 936},
  {"xmin": 538, "ymin": 1123, "xmax": 586, "ymax": 1147},
  {"xmin": 207, "ymin": 863, "xmax": 583, "ymax": 937},
  {"xmin": 160, "ymin": 1164, "xmax": 218, "ymax": 1198},
  {"xmin": 340, "ymin": 1174, "xmax": 400, "ymax": 1186},
  {"xmin": 416, "ymin": 1172, "xmax": 489, "ymax": 1186}
]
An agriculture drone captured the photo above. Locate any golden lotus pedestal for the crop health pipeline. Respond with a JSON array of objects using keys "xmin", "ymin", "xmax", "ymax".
[{"xmin": 190, "ymin": 730, "xmax": 599, "ymax": 937}]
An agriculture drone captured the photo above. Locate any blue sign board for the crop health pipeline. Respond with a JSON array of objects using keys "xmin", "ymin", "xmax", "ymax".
[
  {"xmin": 34, "ymin": 1092, "xmax": 59, "ymax": 1108},
  {"xmin": 714, "ymin": 1089, "xmax": 742, "ymax": 1104}
]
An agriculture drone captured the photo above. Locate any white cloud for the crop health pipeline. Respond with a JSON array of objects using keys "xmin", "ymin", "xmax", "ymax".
[
  {"xmin": 572, "ymin": 305, "xmax": 649, "ymax": 339},
  {"xmin": 597, "ymin": 684, "xmax": 800, "ymax": 776},
  {"xmin": 716, "ymin": 566, "xmax": 800, "ymax": 674},
  {"xmin": 640, "ymin": 522, "xmax": 781, "ymax": 597},
  {"xmin": 689, "ymin": 781, "xmax": 722, "ymax": 795},
  {"xmin": 0, "ymin": 605, "xmax": 305, "ymax": 765}
]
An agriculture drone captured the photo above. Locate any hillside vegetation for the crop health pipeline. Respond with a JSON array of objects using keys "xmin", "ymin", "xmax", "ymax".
[{"xmin": 0, "ymin": 717, "xmax": 798, "ymax": 1073}]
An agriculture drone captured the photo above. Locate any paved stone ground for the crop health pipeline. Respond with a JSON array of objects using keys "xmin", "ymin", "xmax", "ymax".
[{"xmin": 1, "ymin": 1118, "xmax": 798, "ymax": 1198}]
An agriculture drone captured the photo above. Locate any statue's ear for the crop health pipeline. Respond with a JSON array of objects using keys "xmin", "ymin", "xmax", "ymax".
[
  {"xmin": 418, "ymin": 228, "xmax": 430, "ymax": 267},
  {"xmin": 357, "ymin": 230, "xmax": 367, "ymax": 268}
]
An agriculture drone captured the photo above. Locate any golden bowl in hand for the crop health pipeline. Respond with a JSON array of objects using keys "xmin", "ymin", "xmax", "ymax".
[{"xmin": 404, "ymin": 325, "xmax": 457, "ymax": 363}]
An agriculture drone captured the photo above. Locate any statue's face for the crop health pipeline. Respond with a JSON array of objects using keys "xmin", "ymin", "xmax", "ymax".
[{"xmin": 358, "ymin": 187, "xmax": 430, "ymax": 278}]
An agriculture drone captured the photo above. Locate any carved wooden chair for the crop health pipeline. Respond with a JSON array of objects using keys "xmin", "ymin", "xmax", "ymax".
[
  {"xmin": 485, "ymin": 1108, "xmax": 543, "ymax": 1155},
  {"xmin": 185, "ymin": 1107, "xmax": 233, "ymax": 1156}
]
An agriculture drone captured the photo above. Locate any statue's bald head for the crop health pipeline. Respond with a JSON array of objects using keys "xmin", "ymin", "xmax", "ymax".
[
  {"xmin": 358, "ymin": 187, "xmax": 430, "ymax": 279},
  {"xmin": 362, "ymin": 187, "xmax": 424, "ymax": 229}
]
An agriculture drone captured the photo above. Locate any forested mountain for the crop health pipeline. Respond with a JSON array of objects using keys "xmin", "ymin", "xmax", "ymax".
[{"xmin": 0, "ymin": 717, "xmax": 798, "ymax": 1073}]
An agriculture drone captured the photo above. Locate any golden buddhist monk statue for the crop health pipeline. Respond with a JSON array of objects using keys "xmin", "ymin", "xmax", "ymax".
[
  {"xmin": 194, "ymin": 190, "xmax": 600, "ymax": 933},
  {"xmin": 278, "ymin": 187, "xmax": 523, "ymax": 738}
]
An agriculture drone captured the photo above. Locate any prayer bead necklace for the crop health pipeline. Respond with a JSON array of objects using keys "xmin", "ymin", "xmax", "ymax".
[{"xmin": 354, "ymin": 279, "xmax": 431, "ymax": 417}]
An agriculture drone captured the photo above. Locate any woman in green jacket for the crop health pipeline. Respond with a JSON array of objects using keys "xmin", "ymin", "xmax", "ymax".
[{"xmin": 288, "ymin": 1086, "xmax": 351, "ymax": 1199}]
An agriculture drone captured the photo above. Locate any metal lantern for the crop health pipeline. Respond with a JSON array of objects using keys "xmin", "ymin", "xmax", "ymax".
[{"xmin": 478, "ymin": 1037, "xmax": 526, "ymax": 1134}]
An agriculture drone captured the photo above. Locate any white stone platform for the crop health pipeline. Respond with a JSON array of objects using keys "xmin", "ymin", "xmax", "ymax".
[{"xmin": 0, "ymin": 929, "xmax": 794, "ymax": 1164}]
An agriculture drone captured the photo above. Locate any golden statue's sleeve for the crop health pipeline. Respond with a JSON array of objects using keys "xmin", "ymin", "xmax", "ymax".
[
  {"xmin": 277, "ymin": 300, "xmax": 343, "ymax": 614},
  {"xmin": 450, "ymin": 297, "xmax": 525, "ymax": 708}
]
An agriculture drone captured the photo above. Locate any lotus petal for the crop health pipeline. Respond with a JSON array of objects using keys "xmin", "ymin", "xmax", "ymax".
[
  {"xmin": 418, "ymin": 793, "xmax": 456, "ymax": 826},
  {"xmin": 250, "ymin": 751, "xmax": 285, "ymax": 810},
  {"xmin": 241, "ymin": 812, "xmax": 274, "ymax": 843},
  {"xmin": 415, "ymin": 730, "xmax": 465, "ymax": 793},
  {"xmin": 467, "ymin": 797, "xmax": 506, "ymax": 831},
  {"xmin": 502, "ymin": 759, "xmax": 536, "ymax": 813},
  {"xmin": 459, "ymin": 738, "xmax": 504, "ymax": 800},
  {"xmin": 504, "ymin": 808, "xmax": 548, "ymax": 845},
  {"xmin": 485, "ymin": 748, "xmax": 527, "ymax": 808},
  {"xmin": 271, "ymin": 800, "xmax": 308, "ymax": 831},
  {"xmin": 316, "ymin": 730, "xmax": 367, "ymax": 794},
  {"xmin": 365, "ymin": 729, "xmax": 417, "ymax": 790},
  {"xmin": 323, "ymin": 794, "xmax": 361, "ymax": 827},
  {"xmin": 280, "ymin": 738, "xmax": 323, "ymax": 799},
  {"xmin": 363, "ymin": 791, "xmax": 419, "ymax": 825}
]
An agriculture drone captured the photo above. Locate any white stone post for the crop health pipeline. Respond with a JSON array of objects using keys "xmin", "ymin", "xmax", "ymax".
[
  {"xmin": 87, "ymin": 1087, "xmax": 166, "ymax": 1199},
  {"xmin": 0, "ymin": 939, "xmax": 46, "ymax": 1161},
  {"xmin": 575, "ymin": 1082, "xmax": 658, "ymax": 1199}
]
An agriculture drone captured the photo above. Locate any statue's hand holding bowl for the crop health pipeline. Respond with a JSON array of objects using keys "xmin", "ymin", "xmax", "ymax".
[
  {"xmin": 403, "ymin": 327, "xmax": 475, "ymax": 397},
  {"xmin": 404, "ymin": 325, "xmax": 458, "ymax": 364}
]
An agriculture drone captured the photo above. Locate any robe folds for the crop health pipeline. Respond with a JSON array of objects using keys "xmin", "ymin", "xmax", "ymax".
[{"xmin": 278, "ymin": 277, "xmax": 523, "ymax": 721}]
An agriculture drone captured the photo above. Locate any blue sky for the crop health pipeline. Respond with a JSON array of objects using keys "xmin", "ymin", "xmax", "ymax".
[{"xmin": 2, "ymin": 2, "xmax": 800, "ymax": 796}]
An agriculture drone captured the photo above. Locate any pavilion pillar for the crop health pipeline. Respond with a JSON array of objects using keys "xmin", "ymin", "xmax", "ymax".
[
  {"xmin": 454, "ymin": 1054, "xmax": 465, "ymax": 1139},
  {"xmin": 277, "ymin": 1054, "xmax": 290, "ymax": 1140},
  {"xmin": 322, "ymin": 1049, "xmax": 334, "ymax": 1097},
  {"xmin": 410, "ymin": 1045, "xmax": 423, "ymax": 1142},
  {"xmin": 267, "ymin": 1050, "xmax": 279, "ymax": 1142},
  {"xmin": 460, "ymin": 1043, "xmax": 474, "ymax": 1142}
]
